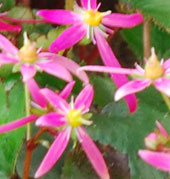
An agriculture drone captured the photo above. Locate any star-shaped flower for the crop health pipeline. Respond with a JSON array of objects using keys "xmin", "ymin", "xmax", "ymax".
[
  {"xmin": 34, "ymin": 84, "xmax": 110, "ymax": 179},
  {"xmin": 37, "ymin": 0, "xmax": 143, "ymax": 113}
]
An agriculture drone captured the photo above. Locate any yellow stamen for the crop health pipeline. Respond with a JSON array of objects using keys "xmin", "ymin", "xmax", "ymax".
[
  {"xmin": 145, "ymin": 48, "xmax": 164, "ymax": 80},
  {"xmin": 84, "ymin": 10, "xmax": 102, "ymax": 26},
  {"xmin": 18, "ymin": 32, "xmax": 38, "ymax": 63},
  {"xmin": 68, "ymin": 109, "xmax": 82, "ymax": 127}
]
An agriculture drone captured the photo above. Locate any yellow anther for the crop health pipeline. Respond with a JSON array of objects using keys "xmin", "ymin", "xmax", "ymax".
[
  {"xmin": 18, "ymin": 32, "xmax": 38, "ymax": 63},
  {"xmin": 84, "ymin": 10, "xmax": 102, "ymax": 26},
  {"xmin": 68, "ymin": 109, "xmax": 82, "ymax": 127},
  {"xmin": 145, "ymin": 48, "xmax": 164, "ymax": 80}
]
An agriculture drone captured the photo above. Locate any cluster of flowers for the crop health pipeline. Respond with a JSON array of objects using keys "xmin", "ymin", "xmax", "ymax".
[{"xmin": 1, "ymin": 0, "xmax": 169, "ymax": 178}]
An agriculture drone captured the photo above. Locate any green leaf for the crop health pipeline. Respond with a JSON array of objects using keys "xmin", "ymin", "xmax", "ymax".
[
  {"xmin": 122, "ymin": 24, "xmax": 170, "ymax": 59},
  {"xmin": 90, "ymin": 75, "xmax": 116, "ymax": 106},
  {"xmin": 0, "ymin": 0, "xmax": 15, "ymax": 11},
  {"xmin": 120, "ymin": 0, "xmax": 170, "ymax": 31},
  {"xmin": 0, "ymin": 81, "xmax": 25, "ymax": 177},
  {"xmin": 87, "ymin": 98, "xmax": 169, "ymax": 178}
]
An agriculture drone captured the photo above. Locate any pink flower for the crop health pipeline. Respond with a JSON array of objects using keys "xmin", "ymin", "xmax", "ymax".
[
  {"xmin": 0, "ymin": 11, "xmax": 21, "ymax": 32},
  {"xmin": 34, "ymin": 84, "xmax": 110, "ymax": 179},
  {"xmin": 0, "ymin": 33, "xmax": 89, "ymax": 84},
  {"xmin": 0, "ymin": 81, "xmax": 75, "ymax": 133},
  {"xmin": 79, "ymin": 48, "xmax": 170, "ymax": 102},
  {"xmin": 138, "ymin": 121, "xmax": 170, "ymax": 172},
  {"xmin": 37, "ymin": 0, "xmax": 143, "ymax": 113}
]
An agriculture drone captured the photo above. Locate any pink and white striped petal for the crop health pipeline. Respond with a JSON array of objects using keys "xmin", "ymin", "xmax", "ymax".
[
  {"xmin": 59, "ymin": 81, "xmax": 75, "ymax": 99},
  {"xmin": 54, "ymin": 55, "xmax": 89, "ymax": 85},
  {"xmin": 36, "ymin": 112, "xmax": 66, "ymax": 127},
  {"xmin": 49, "ymin": 23, "xmax": 87, "ymax": 53},
  {"xmin": 20, "ymin": 64, "xmax": 36, "ymax": 82},
  {"xmin": 37, "ymin": 61, "xmax": 73, "ymax": 82},
  {"xmin": 154, "ymin": 78, "xmax": 170, "ymax": 97},
  {"xmin": 115, "ymin": 79, "xmax": 152, "ymax": 101},
  {"xmin": 0, "ymin": 34, "xmax": 18, "ymax": 55},
  {"xmin": 80, "ymin": 0, "xmax": 97, "ymax": 9},
  {"xmin": 0, "ymin": 115, "xmax": 37, "ymax": 133},
  {"xmin": 94, "ymin": 27, "xmax": 137, "ymax": 113},
  {"xmin": 0, "ymin": 20, "xmax": 21, "ymax": 32},
  {"xmin": 77, "ymin": 127, "xmax": 110, "ymax": 179},
  {"xmin": 78, "ymin": 65, "xmax": 143, "ymax": 76},
  {"xmin": 0, "ymin": 54, "xmax": 18, "ymax": 65},
  {"xmin": 138, "ymin": 150, "xmax": 170, "ymax": 171},
  {"xmin": 35, "ymin": 127, "xmax": 72, "ymax": 178},
  {"xmin": 102, "ymin": 13, "xmax": 143, "ymax": 28},
  {"xmin": 156, "ymin": 121, "xmax": 169, "ymax": 138},
  {"xmin": 37, "ymin": 10, "xmax": 81, "ymax": 25},
  {"xmin": 26, "ymin": 79, "xmax": 47, "ymax": 108},
  {"xmin": 40, "ymin": 88, "xmax": 70, "ymax": 112},
  {"xmin": 74, "ymin": 84, "xmax": 94, "ymax": 113},
  {"xmin": 39, "ymin": 53, "xmax": 89, "ymax": 84}
]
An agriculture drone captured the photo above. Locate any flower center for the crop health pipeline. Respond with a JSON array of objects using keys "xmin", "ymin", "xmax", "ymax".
[
  {"xmin": 18, "ymin": 32, "xmax": 38, "ymax": 63},
  {"xmin": 84, "ymin": 10, "xmax": 102, "ymax": 26},
  {"xmin": 68, "ymin": 109, "xmax": 83, "ymax": 127},
  {"xmin": 145, "ymin": 48, "xmax": 164, "ymax": 80}
]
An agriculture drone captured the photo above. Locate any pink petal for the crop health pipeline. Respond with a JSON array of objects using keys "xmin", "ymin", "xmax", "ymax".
[
  {"xmin": 115, "ymin": 79, "xmax": 152, "ymax": 101},
  {"xmin": 37, "ymin": 61, "xmax": 73, "ymax": 82},
  {"xmin": 154, "ymin": 78, "xmax": 170, "ymax": 97},
  {"xmin": 78, "ymin": 65, "xmax": 143, "ymax": 76},
  {"xmin": 74, "ymin": 84, "xmax": 94, "ymax": 113},
  {"xmin": 40, "ymin": 88, "xmax": 70, "ymax": 112},
  {"xmin": 20, "ymin": 64, "xmax": 36, "ymax": 82},
  {"xmin": 0, "ymin": 115, "xmax": 37, "ymax": 133},
  {"xmin": 0, "ymin": 34, "xmax": 18, "ymax": 55},
  {"xmin": 77, "ymin": 127, "xmax": 110, "ymax": 179},
  {"xmin": 81, "ymin": 0, "xmax": 97, "ymax": 9},
  {"xmin": 102, "ymin": 13, "xmax": 143, "ymax": 28},
  {"xmin": 39, "ymin": 53, "xmax": 89, "ymax": 84},
  {"xmin": 156, "ymin": 121, "xmax": 169, "ymax": 138},
  {"xmin": 49, "ymin": 23, "xmax": 87, "ymax": 53},
  {"xmin": 36, "ymin": 112, "xmax": 66, "ymax": 127},
  {"xmin": 59, "ymin": 81, "xmax": 75, "ymax": 99},
  {"xmin": 138, "ymin": 150, "xmax": 170, "ymax": 171},
  {"xmin": 35, "ymin": 127, "xmax": 72, "ymax": 178},
  {"xmin": 26, "ymin": 79, "xmax": 47, "ymax": 108},
  {"xmin": 37, "ymin": 10, "xmax": 81, "ymax": 25},
  {"xmin": 94, "ymin": 28, "xmax": 138, "ymax": 113},
  {"xmin": 0, "ymin": 20, "xmax": 21, "ymax": 32},
  {"xmin": 163, "ymin": 58, "xmax": 170, "ymax": 71},
  {"xmin": 0, "ymin": 54, "xmax": 18, "ymax": 65}
]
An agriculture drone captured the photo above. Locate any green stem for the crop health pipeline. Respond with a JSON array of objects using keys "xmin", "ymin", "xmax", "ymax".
[
  {"xmin": 143, "ymin": 18, "xmax": 151, "ymax": 60},
  {"xmin": 161, "ymin": 93, "xmax": 170, "ymax": 111},
  {"xmin": 65, "ymin": 0, "xmax": 74, "ymax": 10},
  {"xmin": 24, "ymin": 84, "xmax": 31, "ymax": 140}
]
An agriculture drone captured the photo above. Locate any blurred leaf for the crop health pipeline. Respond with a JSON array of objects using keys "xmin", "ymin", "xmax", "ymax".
[
  {"xmin": 87, "ymin": 95, "xmax": 169, "ymax": 178},
  {"xmin": 122, "ymin": 24, "xmax": 170, "ymax": 59},
  {"xmin": 120, "ymin": 0, "xmax": 170, "ymax": 32},
  {"xmin": 8, "ymin": 6, "xmax": 34, "ymax": 46},
  {"xmin": 34, "ymin": 27, "xmax": 66, "ymax": 51},
  {"xmin": 0, "ymin": 64, "xmax": 13, "ymax": 78},
  {"xmin": 0, "ymin": 81, "xmax": 25, "ymax": 177},
  {"xmin": 0, "ymin": 0, "xmax": 15, "ymax": 11}
]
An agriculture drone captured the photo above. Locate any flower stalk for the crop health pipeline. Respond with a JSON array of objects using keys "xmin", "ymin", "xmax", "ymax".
[
  {"xmin": 24, "ymin": 84, "xmax": 31, "ymax": 140},
  {"xmin": 143, "ymin": 18, "xmax": 151, "ymax": 59}
]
